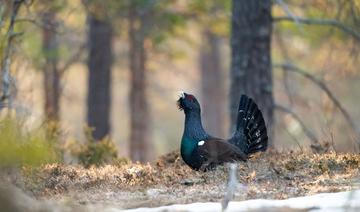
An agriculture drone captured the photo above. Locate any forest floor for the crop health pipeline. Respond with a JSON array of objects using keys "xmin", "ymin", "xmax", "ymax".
[{"xmin": 3, "ymin": 151, "xmax": 360, "ymax": 210}]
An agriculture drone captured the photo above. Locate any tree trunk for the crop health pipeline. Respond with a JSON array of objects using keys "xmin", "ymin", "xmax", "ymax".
[
  {"xmin": 86, "ymin": 14, "xmax": 112, "ymax": 141},
  {"xmin": 42, "ymin": 11, "xmax": 60, "ymax": 123},
  {"xmin": 199, "ymin": 30, "xmax": 226, "ymax": 138},
  {"xmin": 128, "ymin": 5, "xmax": 152, "ymax": 162},
  {"xmin": 230, "ymin": 0, "xmax": 274, "ymax": 146}
]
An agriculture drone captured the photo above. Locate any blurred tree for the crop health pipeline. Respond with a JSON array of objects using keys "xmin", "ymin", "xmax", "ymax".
[
  {"xmin": 14, "ymin": 0, "xmax": 86, "ymax": 128},
  {"xmin": 128, "ymin": 1, "xmax": 152, "ymax": 162},
  {"xmin": 199, "ymin": 30, "xmax": 226, "ymax": 137},
  {"xmin": 86, "ymin": 7, "xmax": 113, "ymax": 141},
  {"xmin": 126, "ymin": 0, "xmax": 184, "ymax": 162},
  {"xmin": 230, "ymin": 0, "xmax": 274, "ymax": 146},
  {"xmin": 193, "ymin": 1, "xmax": 230, "ymax": 138},
  {"xmin": 41, "ymin": 7, "xmax": 60, "ymax": 123}
]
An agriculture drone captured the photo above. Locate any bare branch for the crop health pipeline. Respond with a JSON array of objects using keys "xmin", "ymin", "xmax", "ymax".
[
  {"xmin": 274, "ymin": 104, "xmax": 319, "ymax": 145},
  {"xmin": 274, "ymin": 0, "xmax": 304, "ymax": 33},
  {"xmin": 273, "ymin": 16, "xmax": 360, "ymax": 42},
  {"xmin": 274, "ymin": 63, "xmax": 360, "ymax": 147},
  {"xmin": 1, "ymin": 0, "xmax": 25, "ymax": 108},
  {"xmin": 15, "ymin": 18, "xmax": 48, "ymax": 29},
  {"xmin": 58, "ymin": 43, "xmax": 86, "ymax": 76}
]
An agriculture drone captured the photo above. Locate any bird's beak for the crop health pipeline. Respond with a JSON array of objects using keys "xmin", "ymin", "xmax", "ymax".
[
  {"xmin": 177, "ymin": 90, "xmax": 185, "ymax": 111},
  {"xmin": 178, "ymin": 90, "xmax": 185, "ymax": 99}
]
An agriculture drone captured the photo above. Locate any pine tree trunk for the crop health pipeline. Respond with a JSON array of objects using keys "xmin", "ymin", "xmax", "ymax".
[
  {"xmin": 200, "ymin": 30, "xmax": 226, "ymax": 138},
  {"xmin": 230, "ymin": 0, "xmax": 274, "ymax": 146},
  {"xmin": 128, "ymin": 6, "xmax": 152, "ymax": 162},
  {"xmin": 86, "ymin": 14, "xmax": 112, "ymax": 141},
  {"xmin": 42, "ymin": 11, "xmax": 60, "ymax": 123}
]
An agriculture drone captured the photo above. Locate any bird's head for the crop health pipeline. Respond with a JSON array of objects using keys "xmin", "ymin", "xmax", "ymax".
[{"xmin": 177, "ymin": 91, "xmax": 201, "ymax": 113}]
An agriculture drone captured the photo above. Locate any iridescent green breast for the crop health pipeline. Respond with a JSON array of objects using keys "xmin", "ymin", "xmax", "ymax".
[
  {"xmin": 180, "ymin": 136, "xmax": 203, "ymax": 170},
  {"xmin": 181, "ymin": 137, "xmax": 196, "ymax": 157}
]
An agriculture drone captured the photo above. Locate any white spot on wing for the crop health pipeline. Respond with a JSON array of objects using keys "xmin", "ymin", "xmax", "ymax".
[{"xmin": 198, "ymin": 140, "xmax": 205, "ymax": 146}]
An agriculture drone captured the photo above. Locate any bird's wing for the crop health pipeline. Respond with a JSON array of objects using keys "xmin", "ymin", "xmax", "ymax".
[{"xmin": 197, "ymin": 138, "xmax": 248, "ymax": 163}]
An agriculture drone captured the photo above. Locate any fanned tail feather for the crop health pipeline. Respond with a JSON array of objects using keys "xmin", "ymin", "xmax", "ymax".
[{"xmin": 232, "ymin": 95, "xmax": 268, "ymax": 155}]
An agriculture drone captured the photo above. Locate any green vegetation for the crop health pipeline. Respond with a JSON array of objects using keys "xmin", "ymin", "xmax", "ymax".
[
  {"xmin": 0, "ymin": 116, "xmax": 57, "ymax": 167},
  {"xmin": 76, "ymin": 139, "xmax": 118, "ymax": 168},
  {"xmin": 68, "ymin": 128, "xmax": 118, "ymax": 168}
]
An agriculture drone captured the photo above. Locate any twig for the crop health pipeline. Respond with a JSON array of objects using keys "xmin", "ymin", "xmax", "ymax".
[
  {"xmin": 222, "ymin": 163, "xmax": 238, "ymax": 211},
  {"xmin": 275, "ymin": 104, "xmax": 319, "ymax": 145},
  {"xmin": 273, "ymin": 16, "xmax": 360, "ymax": 42},
  {"xmin": 274, "ymin": 63, "xmax": 360, "ymax": 147},
  {"xmin": 15, "ymin": 18, "xmax": 57, "ymax": 31},
  {"xmin": 0, "ymin": 3, "xmax": 5, "ymax": 29},
  {"xmin": 283, "ymin": 122, "xmax": 304, "ymax": 153},
  {"xmin": 330, "ymin": 131, "xmax": 338, "ymax": 154}
]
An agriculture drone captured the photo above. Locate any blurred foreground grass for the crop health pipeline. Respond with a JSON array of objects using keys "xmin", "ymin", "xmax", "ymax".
[{"xmin": 0, "ymin": 116, "xmax": 58, "ymax": 167}]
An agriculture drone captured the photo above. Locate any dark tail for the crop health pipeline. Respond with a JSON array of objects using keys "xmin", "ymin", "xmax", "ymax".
[{"xmin": 230, "ymin": 95, "xmax": 268, "ymax": 155}]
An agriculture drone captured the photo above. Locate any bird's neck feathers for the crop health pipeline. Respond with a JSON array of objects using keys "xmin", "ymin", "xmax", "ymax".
[{"xmin": 184, "ymin": 109, "xmax": 208, "ymax": 140}]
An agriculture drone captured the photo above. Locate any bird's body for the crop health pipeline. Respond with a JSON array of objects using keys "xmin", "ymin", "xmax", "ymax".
[{"xmin": 177, "ymin": 92, "xmax": 267, "ymax": 171}]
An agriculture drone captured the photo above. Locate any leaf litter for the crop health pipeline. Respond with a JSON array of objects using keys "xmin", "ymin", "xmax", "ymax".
[{"xmin": 14, "ymin": 151, "xmax": 360, "ymax": 209}]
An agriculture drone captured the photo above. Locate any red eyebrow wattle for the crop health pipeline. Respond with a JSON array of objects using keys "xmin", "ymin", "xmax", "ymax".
[{"xmin": 186, "ymin": 95, "xmax": 194, "ymax": 100}]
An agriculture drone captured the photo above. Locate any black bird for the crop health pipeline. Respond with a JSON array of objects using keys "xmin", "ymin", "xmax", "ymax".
[{"xmin": 177, "ymin": 91, "xmax": 268, "ymax": 171}]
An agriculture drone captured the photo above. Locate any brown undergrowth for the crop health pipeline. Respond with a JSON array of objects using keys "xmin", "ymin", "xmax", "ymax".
[{"xmin": 18, "ymin": 151, "xmax": 360, "ymax": 208}]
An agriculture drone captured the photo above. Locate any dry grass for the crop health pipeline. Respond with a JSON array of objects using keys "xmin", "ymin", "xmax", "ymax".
[{"xmin": 16, "ymin": 151, "xmax": 360, "ymax": 209}]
